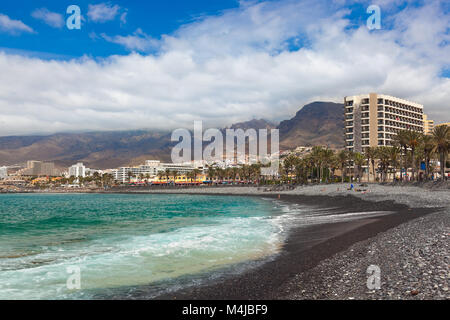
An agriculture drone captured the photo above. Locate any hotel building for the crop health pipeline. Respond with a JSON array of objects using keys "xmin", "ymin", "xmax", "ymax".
[
  {"xmin": 344, "ymin": 93, "xmax": 424, "ymax": 153},
  {"xmin": 20, "ymin": 161, "xmax": 60, "ymax": 177},
  {"xmin": 113, "ymin": 160, "xmax": 198, "ymax": 183},
  {"xmin": 68, "ymin": 162, "xmax": 86, "ymax": 178},
  {"xmin": 0, "ymin": 166, "xmax": 7, "ymax": 179},
  {"xmin": 423, "ymin": 114, "xmax": 434, "ymax": 135}
]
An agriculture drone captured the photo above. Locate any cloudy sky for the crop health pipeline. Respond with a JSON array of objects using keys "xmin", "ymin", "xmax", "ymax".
[{"xmin": 0, "ymin": 0, "xmax": 449, "ymax": 136}]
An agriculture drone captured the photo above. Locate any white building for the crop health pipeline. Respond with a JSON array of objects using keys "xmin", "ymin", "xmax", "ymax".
[
  {"xmin": 0, "ymin": 166, "xmax": 7, "ymax": 179},
  {"xmin": 68, "ymin": 163, "xmax": 86, "ymax": 178},
  {"xmin": 113, "ymin": 160, "xmax": 198, "ymax": 183}
]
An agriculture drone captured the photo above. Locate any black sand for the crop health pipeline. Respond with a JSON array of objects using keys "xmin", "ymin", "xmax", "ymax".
[{"xmin": 151, "ymin": 194, "xmax": 439, "ymax": 300}]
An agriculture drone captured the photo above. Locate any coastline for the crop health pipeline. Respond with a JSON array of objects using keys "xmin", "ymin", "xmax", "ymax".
[
  {"xmin": 149, "ymin": 192, "xmax": 441, "ymax": 300},
  {"xmin": 4, "ymin": 184, "xmax": 449, "ymax": 300}
]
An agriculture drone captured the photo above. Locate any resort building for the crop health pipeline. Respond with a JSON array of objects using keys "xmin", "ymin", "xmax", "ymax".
[
  {"xmin": 68, "ymin": 163, "xmax": 86, "ymax": 178},
  {"xmin": 113, "ymin": 160, "xmax": 198, "ymax": 183},
  {"xmin": 436, "ymin": 122, "xmax": 450, "ymax": 128},
  {"xmin": 344, "ymin": 93, "xmax": 424, "ymax": 153},
  {"xmin": 0, "ymin": 166, "xmax": 7, "ymax": 180},
  {"xmin": 423, "ymin": 114, "xmax": 435, "ymax": 135},
  {"xmin": 20, "ymin": 161, "xmax": 60, "ymax": 177}
]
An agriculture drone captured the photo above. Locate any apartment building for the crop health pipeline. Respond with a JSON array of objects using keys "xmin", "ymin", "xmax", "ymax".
[
  {"xmin": 423, "ymin": 114, "xmax": 434, "ymax": 135},
  {"xmin": 113, "ymin": 160, "xmax": 198, "ymax": 183},
  {"xmin": 21, "ymin": 161, "xmax": 60, "ymax": 176},
  {"xmin": 344, "ymin": 93, "xmax": 424, "ymax": 153},
  {"xmin": 68, "ymin": 162, "xmax": 86, "ymax": 178},
  {"xmin": 0, "ymin": 166, "xmax": 7, "ymax": 179}
]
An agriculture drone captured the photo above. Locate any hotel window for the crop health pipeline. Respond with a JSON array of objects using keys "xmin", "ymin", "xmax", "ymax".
[
  {"xmin": 362, "ymin": 140, "xmax": 369, "ymax": 145},
  {"xmin": 378, "ymin": 98, "xmax": 384, "ymax": 104},
  {"xmin": 378, "ymin": 106, "xmax": 383, "ymax": 111},
  {"xmin": 346, "ymin": 134, "xmax": 353, "ymax": 140},
  {"xmin": 378, "ymin": 112, "xmax": 384, "ymax": 118},
  {"xmin": 378, "ymin": 126, "xmax": 384, "ymax": 131},
  {"xmin": 362, "ymin": 98, "xmax": 369, "ymax": 104},
  {"xmin": 378, "ymin": 133, "xmax": 384, "ymax": 138},
  {"xmin": 362, "ymin": 126, "xmax": 370, "ymax": 132},
  {"xmin": 378, "ymin": 140, "xmax": 384, "ymax": 146}
]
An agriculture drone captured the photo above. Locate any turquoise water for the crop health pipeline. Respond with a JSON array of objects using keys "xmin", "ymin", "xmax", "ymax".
[{"xmin": 0, "ymin": 193, "xmax": 285, "ymax": 299}]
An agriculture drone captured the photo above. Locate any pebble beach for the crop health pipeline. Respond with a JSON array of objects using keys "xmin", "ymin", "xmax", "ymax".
[{"xmin": 133, "ymin": 183, "xmax": 449, "ymax": 300}]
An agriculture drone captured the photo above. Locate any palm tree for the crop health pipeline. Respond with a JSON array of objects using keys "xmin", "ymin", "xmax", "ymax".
[
  {"xmin": 364, "ymin": 147, "xmax": 377, "ymax": 182},
  {"xmin": 336, "ymin": 150, "xmax": 349, "ymax": 183},
  {"xmin": 192, "ymin": 169, "xmax": 201, "ymax": 183},
  {"xmin": 353, "ymin": 152, "xmax": 366, "ymax": 183},
  {"xmin": 283, "ymin": 154, "xmax": 299, "ymax": 183},
  {"xmin": 157, "ymin": 171, "xmax": 165, "ymax": 183},
  {"xmin": 405, "ymin": 130, "xmax": 422, "ymax": 181},
  {"xmin": 387, "ymin": 146, "xmax": 401, "ymax": 182},
  {"xmin": 377, "ymin": 147, "xmax": 391, "ymax": 182},
  {"xmin": 393, "ymin": 130, "xmax": 409, "ymax": 181},
  {"xmin": 432, "ymin": 125, "xmax": 450, "ymax": 180},
  {"xmin": 422, "ymin": 135, "xmax": 435, "ymax": 180},
  {"xmin": 321, "ymin": 148, "xmax": 335, "ymax": 183},
  {"xmin": 164, "ymin": 168, "xmax": 172, "ymax": 184},
  {"xmin": 171, "ymin": 170, "xmax": 179, "ymax": 184},
  {"xmin": 207, "ymin": 166, "xmax": 216, "ymax": 182},
  {"xmin": 127, "ymin": 171, "xmax": 134, "ymax": 183}
]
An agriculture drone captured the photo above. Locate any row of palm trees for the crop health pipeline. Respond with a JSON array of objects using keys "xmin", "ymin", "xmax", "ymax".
[
  {"xmin": 205, "ymin": 164, "xmax": 264, "ymax": 183},
  {"xmin": 280, "ymin": 126, "xmax": 450, "ymax": 184},
  {"xmin": 63, "ymin": 172, "xmax": 115, "ymax": 187}
]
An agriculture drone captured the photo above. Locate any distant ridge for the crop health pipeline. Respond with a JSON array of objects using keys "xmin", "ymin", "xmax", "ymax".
[
  {"xmin": 0, "ymin": 102, "xmax": 344, "ymax": 169},
  {"xmin": 229, "ymin": 119, "xmax": 276, "ymax": 131}
]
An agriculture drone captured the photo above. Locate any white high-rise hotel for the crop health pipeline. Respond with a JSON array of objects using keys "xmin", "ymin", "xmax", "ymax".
[{"xmin": 344, "ymin": 93, "xmax": 424, "ymax": 153}]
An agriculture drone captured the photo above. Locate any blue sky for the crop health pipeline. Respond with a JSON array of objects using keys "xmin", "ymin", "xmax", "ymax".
[
  {"xmin": 0, "ymin": 0, "xmax": 242, "ymax": 58},
  {"xmin": 0, "ymin": 0, "xmax": 449, "ymax": 135}
]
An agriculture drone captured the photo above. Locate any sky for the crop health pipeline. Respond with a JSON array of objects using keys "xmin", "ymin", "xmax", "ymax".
[{"xmin": 0, "ymin": 0, "xmax": 449, "ymax": 136}]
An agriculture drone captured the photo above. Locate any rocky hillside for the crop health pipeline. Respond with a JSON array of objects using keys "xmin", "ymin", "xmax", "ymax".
[
  {"xmin": 0, "ymin": 102, "xmax": 344, "ymax": 169},
  {"xmin": 278, "ymin": 101, "xmax": 343, "ymax": 149}
]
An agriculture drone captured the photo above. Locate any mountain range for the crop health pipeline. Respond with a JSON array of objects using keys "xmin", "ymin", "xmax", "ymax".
[{"xmin": 0, "ymin": 101, "xmax": 344, "ymax": 169}]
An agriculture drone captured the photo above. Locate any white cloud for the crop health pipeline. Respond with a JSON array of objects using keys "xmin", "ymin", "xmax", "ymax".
[
  {"xmin": 101, "ymin": 29, "xmax": 158, "ymax": 51},
  {"xmin": 31, "ymin": 8, "xmax": 64, "ymax": 29},
  {"xmin": 87, "ymin": 3, "xmax": 121, "ymax": 23},
  {"xmin": 0, "ymin": 13, "xmax": 34, "ymax": 35},
  {"xmin": 0, "ymin": 0, "xmax": 449, "ymax": 136},
  {"xmin": 120, "ymin": 11, "xmax": 127, "ymax": 25}
]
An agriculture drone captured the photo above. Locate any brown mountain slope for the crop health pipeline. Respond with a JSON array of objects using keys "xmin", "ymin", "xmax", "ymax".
[
  {"xmin": 278, "ymin": 101, "xmax": 343, "ymax": 149},
  {"xmin": 0, "ymin": 102, "xmax": 344, "ymax": 169},
  {"xmin": 0, "ymin": 131, "xmax": 174, "ymax": 169}
]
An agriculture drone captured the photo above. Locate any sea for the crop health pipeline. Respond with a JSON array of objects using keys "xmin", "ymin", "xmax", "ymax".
[{"xmin": 0, "ymin": 193, "xmax": 392, "ymax": 299}]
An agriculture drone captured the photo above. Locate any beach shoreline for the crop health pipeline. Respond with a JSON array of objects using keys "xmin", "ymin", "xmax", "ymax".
[
  {"xmin": 3, "ymin": 184, "xmax": 448, "ymax": 300},
  {"xmin": 147, "ymin": 191, "xmax": 443, "ymax": 300}
]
